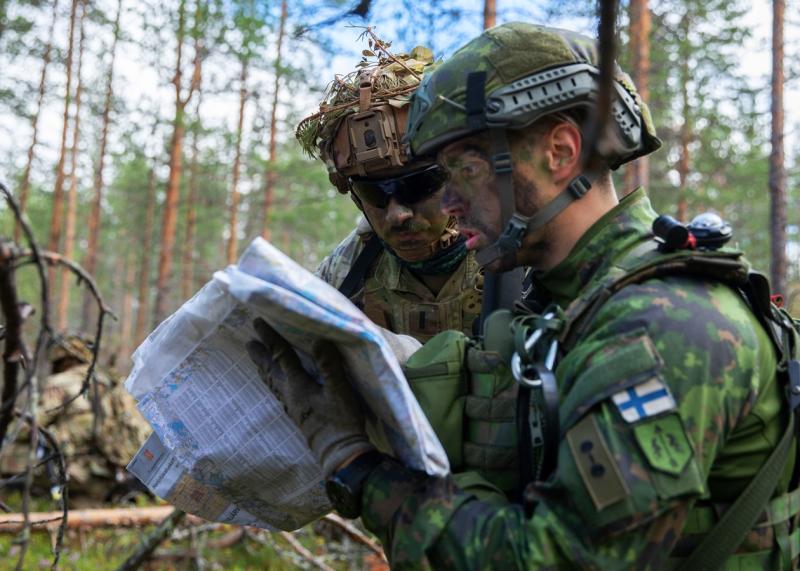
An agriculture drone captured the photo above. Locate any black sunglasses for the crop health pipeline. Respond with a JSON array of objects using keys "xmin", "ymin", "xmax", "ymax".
[{"xmin": 349, "ymin": 164, "xmax": 448, "ymax": 209}]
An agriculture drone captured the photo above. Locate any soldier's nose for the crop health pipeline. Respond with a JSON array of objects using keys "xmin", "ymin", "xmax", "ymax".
[
  {"xmin": 441, "ymin": 185, "xmax": 467, "ymax": 218},
  {"xmin": 385, "ymin": 198, "xmax": 414, "ymax": 225}
]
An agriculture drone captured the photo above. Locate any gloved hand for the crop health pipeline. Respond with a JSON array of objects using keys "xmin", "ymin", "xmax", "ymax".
[{"xmin": 245, "ymin": 318, "xmax": 374, "ymax": 478}]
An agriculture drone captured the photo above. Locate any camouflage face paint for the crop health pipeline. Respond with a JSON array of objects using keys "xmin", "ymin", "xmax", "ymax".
[
  {"xmin": 360, "ymin": 187, "xmax": 451, "ymax": 261},
  {"xmin": 438, "ymin": 136, "xmax": 503, "ymax": 252}
]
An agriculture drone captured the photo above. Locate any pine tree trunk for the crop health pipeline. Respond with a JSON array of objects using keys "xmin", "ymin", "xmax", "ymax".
[
  {"xmin": 154, "ymin": 0, "xmax": 201, "ymax": 324},
  {"xmin": 135, "ymin": 167, "xmax": 157, "ymax": 346},
  {"xmin": 47, "ymin": 0, "xmax": 79, "ymax": 298},
  {"xmin": 81, "ymin": 0, "xmax": 122, "ymax": 331},
  {"xmin": 261, "ymin": 0, "xmax": 287, "ymax": 241},
  {"xmin": 16, "ymin": 0, "xmax": 59, "ymax": 243},
  {"xmin": 624, "ymin": 0, "xmax": 650, "ymax": 194},
  {"xmin": 483, "ymin": 0, "xmax": 496, "ymax": 29},
  {"xmin": 118, "ymin": 248, "xmax": 137, "ymax": 369},
  {"xmin": 181, "ymin": 95, "xmax": 202, "ymax": 301},
  {"xmin": 57, "ymin": 0, "xmax": 86, "ymax": 331},
  {"xmin": 226, "ymin": 58, "xmax": 247, "ymax": 264},
  {"xmin": 770, "ymin": 0, "xmax": 787, "ymax": 294},
  {"xmin": 676, "ymin": 13, "xmax": 690, "ymax": 222}
]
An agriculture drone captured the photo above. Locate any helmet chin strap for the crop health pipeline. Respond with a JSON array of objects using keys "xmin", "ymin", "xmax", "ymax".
[{"xmin": 474, "ymin": 128, "xmax": 593, "ymax": 268}]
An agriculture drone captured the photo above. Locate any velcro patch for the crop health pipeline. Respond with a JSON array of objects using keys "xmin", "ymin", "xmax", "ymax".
[
  {"xmin": 566, "ymin": 414, "xmax": 630, "ymax": 511},
  {"xmin": 611, "ymin": 377, "xmax": 676, "ymax": 423},
  {"xmin": 633, "ymin": 414, "xmax": 693, "ymax": 476}
]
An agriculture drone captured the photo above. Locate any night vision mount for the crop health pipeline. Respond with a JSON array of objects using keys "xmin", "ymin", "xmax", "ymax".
[{"xmin": 485, "ymin": 63, "xmax": 644, "ymax": 169}]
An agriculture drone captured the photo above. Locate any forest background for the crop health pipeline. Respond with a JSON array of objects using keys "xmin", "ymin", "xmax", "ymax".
[{"xmin": 0, "ymin": 0, "xmax": 798, "ymax": 374}]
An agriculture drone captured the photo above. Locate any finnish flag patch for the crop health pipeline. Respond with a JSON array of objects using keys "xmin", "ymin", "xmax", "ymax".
[{"xmin": 611, "ymin": 378, "xmax": 676, "ymax": 423}]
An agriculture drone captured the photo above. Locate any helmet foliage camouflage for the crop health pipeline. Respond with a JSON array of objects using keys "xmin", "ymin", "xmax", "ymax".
[
  {"xmin": 406, "ymin": 23, "xmax": 661, "ymax": 169},
  {"xmin": 296, "ymin": 34, "xmax": 437, "ymax": 194}
]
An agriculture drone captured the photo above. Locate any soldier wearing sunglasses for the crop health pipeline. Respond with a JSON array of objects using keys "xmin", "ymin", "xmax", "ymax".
[{"xmin": 303, "ymin": 48, "xmax": 482, "ymax": 344}]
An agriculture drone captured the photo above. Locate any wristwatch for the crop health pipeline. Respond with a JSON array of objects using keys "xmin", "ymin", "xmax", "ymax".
[{"xmin": 325, "ymin": 450, "xmax": 385, "ymax": 519}]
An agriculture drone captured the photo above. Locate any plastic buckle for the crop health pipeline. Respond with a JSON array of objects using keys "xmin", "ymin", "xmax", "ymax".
[
  {"xmin": 568, "ymin": 175, "xmax": 592, "ymax": 199},
  {"xmin": 492, "ymin": 152, "xmax": 513, "ymax": 174},
  {"xmin": 495, "ymin": 215, "xmax": 527, "ymax": 254}
]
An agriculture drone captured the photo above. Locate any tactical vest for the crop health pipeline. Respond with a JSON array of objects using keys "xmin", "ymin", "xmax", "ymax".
[
  {"xmin": 405, "ymin": 241, "xmax": 800, "ymax": 567},
  {"xmin": 340, "ymin": 236, "xmax": 483, "ymax": 343}
]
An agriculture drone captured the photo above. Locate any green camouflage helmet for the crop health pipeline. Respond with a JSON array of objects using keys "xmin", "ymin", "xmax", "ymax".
[{"xmin": 406, "ymin": 22, "xmax": 661, "ymax": 169}]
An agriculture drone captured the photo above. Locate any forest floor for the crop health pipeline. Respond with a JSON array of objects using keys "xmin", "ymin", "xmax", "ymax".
[{"xmin": 0, "ymin": 492, "xmax": 381, "ymax": 570}]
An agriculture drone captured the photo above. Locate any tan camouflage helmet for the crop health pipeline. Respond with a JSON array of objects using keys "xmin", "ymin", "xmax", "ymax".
[{"xmin": 296, "ymin": 41, "xmax": 437, "ymax": 194}]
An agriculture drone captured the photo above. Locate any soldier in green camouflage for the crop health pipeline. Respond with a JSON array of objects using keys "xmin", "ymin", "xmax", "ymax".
[
  {"xmin": 299, "ymin": 46, "xmax": 482, "ymax": 344},
  {"xmin": 252, "ymin": 23, "xmax": 800, "ymax": 569}
]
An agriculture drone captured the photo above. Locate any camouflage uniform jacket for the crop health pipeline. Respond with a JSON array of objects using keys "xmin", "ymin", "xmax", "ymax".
[
  {"xmin": 359, "ymin": 188, "xmax": 795, "ymax": 569},
  {"xmin": 316, "ymin": 217, "xmax": 483, "ymax": 343}
]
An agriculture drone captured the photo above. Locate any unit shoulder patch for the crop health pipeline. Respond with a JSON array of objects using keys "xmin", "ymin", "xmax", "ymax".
[
  {"xmin": 633, "ymin": 414, "xmax": 693, "ymax": 476},
  {"xmin": 611, "ymin": 377, "xmax": 676, "ymax": 423},
  {"xmin": 566, "ymin": 414, "xmax": 630, "ymax": 511}
]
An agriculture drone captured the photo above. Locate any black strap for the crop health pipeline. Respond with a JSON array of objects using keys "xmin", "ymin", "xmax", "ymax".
[
  {"xmin": 465, "ymin": 71, "xmax": 487, "ymax": 131},
  {"xmin": 338, "ymin": 235, "xmax": 382, "ymax": 299}
]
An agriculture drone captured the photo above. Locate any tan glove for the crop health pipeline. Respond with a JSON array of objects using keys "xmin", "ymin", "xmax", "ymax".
[{"xmin": 245, "ymin": 318, "xmax": 374, "ymax": 478}]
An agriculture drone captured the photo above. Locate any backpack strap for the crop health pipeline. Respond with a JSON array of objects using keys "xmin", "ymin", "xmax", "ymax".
[
  {"xmin": 682, "ymin": 396, "xmax": 797, "ymax": 570},
  {"xmin": 559, "ymin": 240, "xmax": 749, "ymax": 351},
  {"xmin": 338, "ymin": 235, "xmax": 382, "ymax": 299}
]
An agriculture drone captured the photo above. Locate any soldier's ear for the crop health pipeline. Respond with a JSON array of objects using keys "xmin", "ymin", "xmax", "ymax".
[{"xmin": 546, "ymin": 122, "xmax": 581, "ymax": 184}]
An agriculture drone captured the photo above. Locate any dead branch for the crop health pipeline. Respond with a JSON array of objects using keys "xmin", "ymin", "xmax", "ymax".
[
  {"xmin": 11, "ymin": 410, "xmax": 68, "ymax": 570},
  {"xmin": 321, "ymin": 513, "xmax": 384, "ymax": 558},
  {"xmin": 115, "ymin": 508, "xmax": 186, "ymax": 571},
  {"xmin": 278, "ymin": 531, "xmax": 335, "ymax": 571},
  {"xmin": 14, "ymin": 249, "xmax": 115, "ymax": 418},
  {"xmin": 0, "ymin": 241, "xmax": 27, "ymax": 448}
]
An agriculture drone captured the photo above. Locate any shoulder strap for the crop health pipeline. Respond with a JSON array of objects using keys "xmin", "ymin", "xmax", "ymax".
[
  {"xmin": 683, "ymin": 406, "xmax": 796, "ymax": 570},
  {"xmin": 559, "ymin": 241, "xmax": 748, "ymax": 351},
  {"xmin": 338, "ymin": 235, "xmax": 382, "ymax": 299}
]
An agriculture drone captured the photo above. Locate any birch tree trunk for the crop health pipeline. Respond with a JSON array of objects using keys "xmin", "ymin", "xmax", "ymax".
[
  {"xmin": 261, "ymin": 0, "xmax": 287, "ymax": 240},
  {"xmin": 769, "ymin": 0, "xmax": 787, "ymax": 294},
  {"xmin": 16, "ymin": 0, "xmax": 59, "ymax": 242},
  {"xmin": 47, "ymin": 0, "xmax": 79, "ymax": 299},
  {"xmin": 81, "ymin": 0, "xmax": 123, "ymax": 331},
  {"xmin": 57, "ymin": 0, "xmax": 86, "ymax": 330}
]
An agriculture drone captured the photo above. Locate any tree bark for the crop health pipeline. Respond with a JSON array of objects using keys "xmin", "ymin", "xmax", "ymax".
[
  {"xmin": 47, "ymin": 0, "xmax": 79, "ymax": 299},
  {"xmin": 676, "ymin": 13, "xmax": 691, "ymax": 222},
  {"xmin": 181, "ymin": 95, "xmax": 202, "ymax": 301},
  {"xmin": 81, "ymin": 0, "xmax": 123, "ymax": 331},
  {"xmin": 624, "ymin": 0, "xmax": 650, "ymax": 194},
  {"xmin": 16, "ymin": 0, "xmax": 59, "ymax": 243},
  {"xmin": 154, "ymin": 0, "xmax": 202, "ymax": 325},
  {"xmin": 770, "ymin": 0, "xmax": 786, "ymax": 294},
  {"xmin": 118, "ymin": 248, "xmax": 136, "ymax": 368},
  {"xmin": 261, "ymin": 0, "xmax": 287, "ymax": 241},
  {"xmin": 226, "ymin": 58, "xmax": 248, "ymax": 264},
  {"xmin": 135, "ymin": 167, "xmax": 157, "ymax": 347},
  {"xmin": 483, "ymin": 0, "xmax": 496, "ymax": 29},
  {"xmin": 57, "ymin": 0, "xmax": 87, "ymax": 331}
]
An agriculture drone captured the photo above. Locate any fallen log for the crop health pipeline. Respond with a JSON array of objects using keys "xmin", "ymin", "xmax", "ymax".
[{"xmin": 0, "ymin": 506, "xmax": 204, "ymax": 532}]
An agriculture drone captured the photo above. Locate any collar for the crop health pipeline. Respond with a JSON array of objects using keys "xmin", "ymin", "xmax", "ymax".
[{"xmin": 535, "ymin": 187, "xmax": 658, "ymax": 307}]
